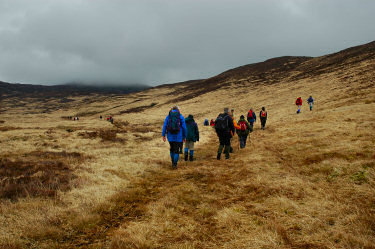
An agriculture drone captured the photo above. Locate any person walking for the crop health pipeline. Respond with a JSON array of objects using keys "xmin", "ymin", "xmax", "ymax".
[
  {"xmin": 307, "ymin": 96, "xmax": 314, "ymax": 111},
  {"xmin": 229, "ymin": 110, "xmax": 240, "ymax": 153},
  {"xmin": 259, "ymin": 107, "xmax": 268, "ymax": 130},
  {"xmin": 215, "ymin": 108, "xmax": 235, "ymax": 160},
  {"xmin": 210, "ymin": 119, "xmax": 215, "ymax": 127},
  {"xmin": 184, "ymin": 114, "xmax": 199, "ymax": 161},
  {"xmin": 296, "ymin": 97, "xmax": 303, "ymax": 114},
  {"xmin": 247, "ymin": 108, "xmax": 256, "ymax": 132},
  {"xmin": 162, "ymin": 106, "xmax": 187, "ymax": 169},
  {"xmin": 237, "ymin": 115, "xmax": 251, "ymax": 148}
]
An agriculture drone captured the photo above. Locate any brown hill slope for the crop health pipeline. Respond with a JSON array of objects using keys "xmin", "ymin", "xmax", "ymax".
[
  {"xmin": 0, "ymin": 41, "xmax": 374, "ymax": 248},
  {"xmin": 156, "ymin": 41, "xmax": 374, "ymax": 104}
]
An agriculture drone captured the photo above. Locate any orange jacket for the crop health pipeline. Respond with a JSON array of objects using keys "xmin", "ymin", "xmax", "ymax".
[{"xmin": 230, "ymin": 115, "xmax": 241, "ymax": 136}]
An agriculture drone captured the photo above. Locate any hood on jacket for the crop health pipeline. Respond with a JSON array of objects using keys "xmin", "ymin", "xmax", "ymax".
[{"xmin": 185, "ymin": 115, "xmax": 194, "ymax": 123}]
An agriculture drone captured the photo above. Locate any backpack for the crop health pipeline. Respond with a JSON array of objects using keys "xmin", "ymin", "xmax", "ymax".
[
  {"xmin": 239, "ymin": 120, "xmax": 247, "ymax": 131},
  {"xmin": 296, "ymin": 98, "xmax": 302, "ymax": 105},
  {"xmin": 215, "ymin": 114, "xmax": 229, "ymax": 131},
  {"xmin": 167, "ymin": 111, "xmax": 181, "ymax": 134},
  {"xmin": 261, "ymin": 111, "xmax": 266, "ymax": 118},
  {"xmin": 247, "ymin": 110, "xmax": 253, "ymax": 119}
]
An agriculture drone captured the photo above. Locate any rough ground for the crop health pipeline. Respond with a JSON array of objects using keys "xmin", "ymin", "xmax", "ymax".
[{"xmin": 0, "ymin": 41, "xmax": 374, "ymax": 248}]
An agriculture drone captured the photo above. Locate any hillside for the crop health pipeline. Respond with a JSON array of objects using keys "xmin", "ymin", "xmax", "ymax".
[{"xmin": 0, "ymin": 41, "xmax": 374, "ymax": 248}]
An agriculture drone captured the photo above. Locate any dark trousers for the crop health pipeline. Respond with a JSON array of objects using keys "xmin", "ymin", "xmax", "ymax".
[
  {"xmin": 169, "ymin": 142, "xmax": 183, "ymax": 154},
  {"xmin": 239, "ymin": 135, "xmax": 248, "ymax": 148},
  {"xmin": 249, "ymin": 122, "xmax": 254, "ymax": 132},
  {"xmin": 260, "ymin": 119, "xmax": 267, "ymax": 129},
  {"xmin": 247, "ymin": 119, "xmax": 254, "ymax": 132},
  {"xmin": 218, "ymin": 135, "xmax": 231, "ymax": 158}
]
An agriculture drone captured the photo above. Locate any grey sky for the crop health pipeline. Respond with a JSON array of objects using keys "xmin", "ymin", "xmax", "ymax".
[{"xmin": 0, "ymin": 0, "xmax": 374, "ymax": 86}]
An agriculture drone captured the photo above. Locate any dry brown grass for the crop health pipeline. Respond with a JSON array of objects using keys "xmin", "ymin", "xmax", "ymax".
[
  {"xmin": 0, "ymin": 151, "xmax": 86, "ymax": 200},
  {"xmin": 0, "ymin": 51, "xmax": 374, "ymax": 248}
]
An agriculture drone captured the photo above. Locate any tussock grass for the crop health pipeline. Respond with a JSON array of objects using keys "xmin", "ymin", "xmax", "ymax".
[
  {"xmin": 0, "ymin": 151, "xmax": 86, "ymax": 200},
  {"xmin": 0, "ymin": 55, "xmax": 374, "ymax": 248}
]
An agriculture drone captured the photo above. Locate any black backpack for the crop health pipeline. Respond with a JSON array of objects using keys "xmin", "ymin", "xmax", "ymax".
[{"xmin": 215, "ymin": 114, "xmax": 229, "ymax": 131}]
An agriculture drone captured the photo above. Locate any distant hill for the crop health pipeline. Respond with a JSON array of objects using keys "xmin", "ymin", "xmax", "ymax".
[
  {"xmin": 156, "ymin": 40, "xmax": 375, "ymax": 103},
  {"xmin": 0, "ymin": 82, "xmax": 149, "ymax": 99},
  {"xmin": 1, "ymin": 40, "xmax": 374, "ymax": 102}
]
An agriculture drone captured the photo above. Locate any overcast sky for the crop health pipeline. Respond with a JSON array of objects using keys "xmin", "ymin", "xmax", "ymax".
[{"xmin": 0, "ymin": 0, "xmax": 374, "ymax": 86}]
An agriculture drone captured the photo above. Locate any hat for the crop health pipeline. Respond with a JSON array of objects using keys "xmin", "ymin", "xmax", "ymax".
[{"xmin": 240, "ymin": 115, "xmax": 244, "ymax": 119}]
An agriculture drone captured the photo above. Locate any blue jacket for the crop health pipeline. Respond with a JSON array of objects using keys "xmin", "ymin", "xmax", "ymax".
[
  {"xmin": 307, "ymin": 97, "xmax": 314, "ymax": 103},
  {"xmin": 247, "ymin": 110, "xmax": 257, "ymax": 123},
  {"xmin": 162, "ymin": 110, "xmax": 187, "ymax": 142}
]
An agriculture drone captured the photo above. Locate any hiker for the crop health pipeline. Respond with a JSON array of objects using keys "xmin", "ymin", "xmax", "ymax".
[
  {"xmin": 110, "ymin": 116, "xmax": 114, "ymax": 124},
  {"xmin": 215, "ymin": 108, "xmax": 235, "ymax": 160},
  {"xmin": 210, "ymin": 119, "xmax": 215, "ymax": 127},
  {"xmin": 307, "ymin": 96, "xmax": 314, "ymax": 111},
  {"xmin": 259, "ymin": 107, "xmax": 268, "ymax": 130},
  {"xmin": 247, "ymin": 108, "xmax": 256, "ymax": 132},
  {"xmin": 100, "ymin": 115, "xmax": 102, "ymax": 120},
  {"xmin": 204, "ymin": 119, "xmax": 209, "ymax": 126},
  {"xmin": 162, "ymin": 106, "xmax": 187, "ymax": 169},
  {"xmin": 184, "ymin": 114, "xmax": 199, "ymax": 161},
  {"xmin": 229, "ymin": 110, "xmax": 241, "ymax": 153},
  {"xmin": 237, "ymin": 115, "xmax": 251, "ymax": 148},
  {"xmin": 296, "ymin": 97, "xmax": 302, "ymax": 114}
]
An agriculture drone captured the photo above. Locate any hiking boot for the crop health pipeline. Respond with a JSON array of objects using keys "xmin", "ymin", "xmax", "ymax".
[
  {"xmin": 217, "ymin": 153, "xmax": 221, "ymax": 160},
  {"xmin": 172, "ymin": 162, "xmax": 177, "ymax": 169},
  {"xmin": 225, "ymin": 154, "xmax": 230, "ymax": 159},
  {"xmin": 229, "ymin": 147, "xmax": 234, "ymax": 153},
  {"xmin": 184, "ymin": 154, "xmax": 188, "ymax": 161},
  {"xmin": 189, "ymin": 155, "xmax": 193, "ymax": 161}
]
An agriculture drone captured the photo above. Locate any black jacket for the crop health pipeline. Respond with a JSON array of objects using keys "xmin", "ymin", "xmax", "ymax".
[
  {"xmin": 259, "ymin": 111, "xmax": 268, "ymax": 120},
  {"xmin": 215, "ymin": 113, "xmax": 235, "ymax": 137}
]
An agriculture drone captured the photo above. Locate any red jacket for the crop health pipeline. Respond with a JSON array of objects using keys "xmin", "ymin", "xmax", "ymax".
[{"xmin": 296, "ymin": 98, "xmax": 302, "ymax": 106}]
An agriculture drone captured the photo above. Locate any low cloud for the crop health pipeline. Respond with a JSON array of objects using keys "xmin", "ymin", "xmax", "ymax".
[{"xmin": 0, "ymin": 0, "xmax": 374, "ymax": 85}]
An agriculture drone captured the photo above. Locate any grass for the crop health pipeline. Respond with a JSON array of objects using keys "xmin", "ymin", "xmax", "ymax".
[
  {"xmin": 0, "ymin": 55, "xmax": 374, "ymax": 248},
  {"xmin": 0, "ymin": 151, "xmax": 86, "ymax": 200}
]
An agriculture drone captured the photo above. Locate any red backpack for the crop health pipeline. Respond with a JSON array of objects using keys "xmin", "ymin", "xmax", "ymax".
[
  {"xmin": 247, "ymin": 110, "xmax": 253, "ymax": 119},
  {"xmin": 239, "ymin": 120, "xmax": 247, "ymax": 131},
  {"xmin": 261, "ymin": 111, "xmax": 266, "ymax": 117}
]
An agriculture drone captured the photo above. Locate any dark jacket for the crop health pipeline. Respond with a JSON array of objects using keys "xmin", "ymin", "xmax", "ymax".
[
  {"xmin": 247, "ymin": 110, "xmax": 257, "ymax": 123},
  {"xmin": 307, "ymin": 97, "xmax": 314, "ymax": 103},
  {"xmin": 259, "ymin": 111, "xmax": 268, "ymax": 120},
  {"xmin": 236, "ymin": 118, "xmax": 250, "ymax": 136},
  {"xmin": 215, "ymin": 113, "xmax": 235, "ymax": 138},
  {"xmin": 185, "ymin": 115, "xmax": 199, "ymax": 142}
]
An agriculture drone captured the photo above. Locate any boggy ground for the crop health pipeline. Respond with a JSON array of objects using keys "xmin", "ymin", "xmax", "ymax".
[{"xmin": 0, "ymin": 47, "xmax": 375, "ymax": 248}]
